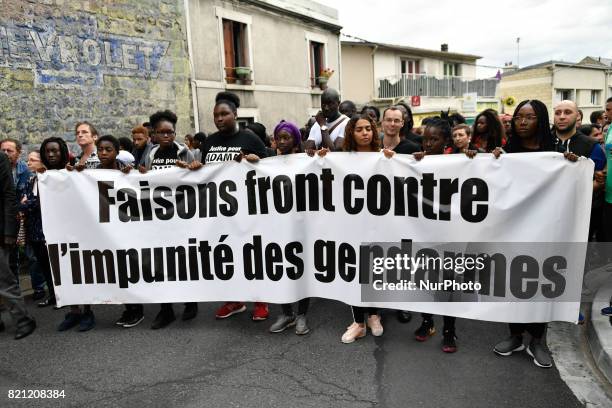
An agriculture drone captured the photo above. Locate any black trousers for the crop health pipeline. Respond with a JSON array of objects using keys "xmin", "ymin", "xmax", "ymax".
[
  {"xmin": 508, "ymin": 323, "xmax": 546, "ymax": 338},
  {"xmin": 160, "ymin": 303, "xmax": 196, "ymax": 313},
  {"xmin": 352, "ymin": 307, "xmax": 378, "ymax": 324},
  {"xmin": 281, "ymin": 298, "xmax": 310, "ymax": 316},
  {"xmin": 604, "ymin": 203, "xmax": 612, "ymax": 243},
  {"xmin": 421, "ymin": 313, "xmax": 456, "ymax": 330}
]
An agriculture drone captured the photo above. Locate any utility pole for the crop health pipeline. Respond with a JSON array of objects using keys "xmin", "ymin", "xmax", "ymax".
[{"xmin": 516, "ymin": 37, "xmax": 520, "ymax": 68}]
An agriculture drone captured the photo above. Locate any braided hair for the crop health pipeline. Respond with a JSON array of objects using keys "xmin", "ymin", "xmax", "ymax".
[
  {"xmin": 507, "ymin": 99, "xmax": 553, "ymax": 152},
  {"xmin": 472, "ymin": 108, "xmax": 505, "ymax": 151},
  {"xmin": 40, "ymin": 137, "xmax": 70, "ymax": 169},
  {"xmin": 425, "ymin": 117, "xmax": 452, "ymax": 148}
]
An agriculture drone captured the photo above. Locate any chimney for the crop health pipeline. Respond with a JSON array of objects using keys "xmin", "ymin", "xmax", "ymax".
[{"xmin": 441, "ymin": 43, "xmax": 448, "ymax": 52}]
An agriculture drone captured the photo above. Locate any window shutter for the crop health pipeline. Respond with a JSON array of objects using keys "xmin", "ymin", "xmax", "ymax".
[{"xmin": 223, "ymin": 20, "xmax": 235, "ymax": 68}]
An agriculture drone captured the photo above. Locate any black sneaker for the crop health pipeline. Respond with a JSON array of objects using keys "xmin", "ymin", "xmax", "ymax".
[
  {"xmin": 442, "ymin": 329, "xmax": 457, "ymax": 353},
  {"xmin": 32, "ymin": 290, "xmax": 46, "ymax": 301},
  {"xmin": 123, "ymin": 313, "xmax": 144, "ymax": 328},
  {"xmin": 151, "ymin": 310, "xmax": 175, "ymax": 329},
  {"xmin": 15, "ymin": 317, "xmax": 36, "ymax": 340},
  {"xmin": 78, "ymin": 310, "xmax": 95, "ymax": 332},
  {"xmin": 415, "ymin": 319, "xmax": 435, "ymax": 342},
  {"xmin": 526, "ymin": 339, "xmax": 552, "ymax": 368},
  {"xmin": 115, "ymin": 310, "xmax": 132, "ymax": 326},
  {"xmin": 494, "ymin": 335, "xmax": 525, "ymax": 356},
  {"xmin": 58, "ymin": 312, "xmax": 81, "ymax": 331},
  {"xmin": 182, "ymin": 303, "xmax": 198, "ymax": 321},
  {"xmin": 397, "ymin": 310, "xmax": 412, "ymax": 323},
  {"xmin": 37, "ymin": 297, "xmax": 56, "ymax": 308}
]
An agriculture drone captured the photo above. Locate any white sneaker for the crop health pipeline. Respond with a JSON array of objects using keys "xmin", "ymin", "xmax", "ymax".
[
  {"xmin": 341, "ymin": 322, "xmax": 366, "ymax": 344},
  {"xmin": 367, "ymin": 314, "xmax": 384, "ymax": 337}
]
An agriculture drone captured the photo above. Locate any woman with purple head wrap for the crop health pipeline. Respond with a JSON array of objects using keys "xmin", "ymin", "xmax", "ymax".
[
  {"xmin": 273, "ymin": 120, "xmax": 303, "ymax": 155},
  {"xmin": 268, "ymin": 120, "xmax": 309, "ymax": 335}
]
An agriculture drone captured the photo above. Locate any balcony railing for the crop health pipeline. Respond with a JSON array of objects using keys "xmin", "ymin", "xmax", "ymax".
[{"xmin": 377, "ymin": 74, "xmax": 498, "ymax": 99}]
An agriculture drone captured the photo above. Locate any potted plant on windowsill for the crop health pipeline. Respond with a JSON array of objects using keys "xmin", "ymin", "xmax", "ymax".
[
  {"xmin": 235, "ymin": 66, "xmax": 252, "ymax": 85},
  {"xmin": 317, "ymin": 68, "xmax": 334, "ymax": 90}
]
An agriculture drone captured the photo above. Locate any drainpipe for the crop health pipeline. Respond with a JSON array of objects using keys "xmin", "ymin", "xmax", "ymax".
[
  {"xmin": 183, "ymin": 0, "xmax": 200, "ymax": 132},
  {"xmin": 370, "ymin": 44, "xmax": 378, "ymax": 100},
  {"xmin": 337, "ymin": 34, "xmax": 343, "ymax": 96},
  {"xmin": 550, "ymin": 63, "xmax": 555, "ymax": 117}
]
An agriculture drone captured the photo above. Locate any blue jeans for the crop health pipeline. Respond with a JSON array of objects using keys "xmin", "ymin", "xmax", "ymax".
[{"xmin": 9, "ymin": 245, "xmax": 44, "ymax": 291}]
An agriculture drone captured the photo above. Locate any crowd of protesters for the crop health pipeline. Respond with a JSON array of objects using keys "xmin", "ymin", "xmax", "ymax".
[{"xmin": 1, "ymin": 88, "xmax": 611, "ymax": 371}]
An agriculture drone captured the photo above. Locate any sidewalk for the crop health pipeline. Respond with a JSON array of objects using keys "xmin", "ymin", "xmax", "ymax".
[{"xmin": 587, "ymin": 266, "xmax": 612, "ymax": 384}]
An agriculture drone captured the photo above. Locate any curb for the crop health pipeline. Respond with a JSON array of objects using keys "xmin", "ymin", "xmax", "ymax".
[{"xmin": 588, "ymin": 272, "xmax": 612, "ymax": 384}]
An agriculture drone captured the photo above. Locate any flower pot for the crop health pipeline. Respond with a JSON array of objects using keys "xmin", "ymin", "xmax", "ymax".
[
  {"xmin": 224, "ymin": 67, "xmax": 236, "ymax": 84},
  {"xmin": 317, "ymin": 76, "xmax": 329, "ymax": 90},
  {"xmin": 235, "ymin": 66, "xmax": 252, "ymax": 78}
]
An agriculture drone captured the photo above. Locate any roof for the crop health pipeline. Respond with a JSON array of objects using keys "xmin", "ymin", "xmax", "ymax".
[
  {"xmin": 247, "ymin": 0, "xmax": 342, "ymax": 31},
  {"xmin": 580, "ymin": 56, "xmax": 612, "ymax": 67},
  {"xmin": 341, "ymin": 38, "xmax": 481, "ymax": 61},
  {"xmin": 504, "ymin": 59, "xmax": 612, "ymax": 77}
]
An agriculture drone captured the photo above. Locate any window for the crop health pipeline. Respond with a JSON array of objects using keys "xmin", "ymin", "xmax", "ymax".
[
  {"xmin": 237, "ymin": 117, "xmax": 254, "ymax": 130},
  {"xmin": 401, "ymin": 59, "xmax": 420, "ymax": 76},
  {"xmin": 556, "ymin": 89, "xmax": 573, "ymax": 101},
  {"xmin": 443, "ymin": 63, "xmax": 460, "ymax": 77},
  {"xmin": 591, "ymin": 90, "xmax": 601, "ymax": 105},
  {"xmin": 309, "ymin": 41, "xmax": 325, "ymax": 87},
  {"xmin": 222, "ymin": 19, "xmax": 250, "ymax": 82}
]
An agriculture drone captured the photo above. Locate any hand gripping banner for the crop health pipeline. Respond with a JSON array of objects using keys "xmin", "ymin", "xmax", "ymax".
[{"xmin": 38, "ymin": 152, "xmax": 594, "ymax": 323}]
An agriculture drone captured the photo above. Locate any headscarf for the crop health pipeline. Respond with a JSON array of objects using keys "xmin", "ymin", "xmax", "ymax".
[{"xmin": 273, "ymin": 120, "xmax": 301, "ymax": 148}]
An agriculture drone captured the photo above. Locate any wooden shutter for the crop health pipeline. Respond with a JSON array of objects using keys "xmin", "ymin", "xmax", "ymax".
[
  {"xmin": 237, "ymin": 23, "xmax": 247, "ymax": 67},
  {"xmin": 309, "ymin": 42, "xmax": 315, "ymax": 85},
  {"xmin": 317, "ymin": 43, "xmax": 324, "ymax": 76},
  {"xmin": 222, "ymin": 20, "xmax": 235, "ymax": 68}
]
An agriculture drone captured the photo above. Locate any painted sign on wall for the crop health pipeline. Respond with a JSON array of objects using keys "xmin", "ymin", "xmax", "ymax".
[{"xmin": 0, "ymin": 15, "xmax": 169, "ymax": 88}]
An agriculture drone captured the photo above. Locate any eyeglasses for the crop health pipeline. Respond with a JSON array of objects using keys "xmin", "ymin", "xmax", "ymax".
[
  {"xmin": 513, "ymin": 115, "xmax": 537, "ymax": 122},
  {"xmin": 383, "ymin": 118, "xmax": 403, "ymax": 124},
  {"xmin": 156, "ymin": 130, "xmax": 175, "ymax": 136}
]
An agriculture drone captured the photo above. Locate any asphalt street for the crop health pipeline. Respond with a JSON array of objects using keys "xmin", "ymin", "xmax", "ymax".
[{"xmin": 0, "ymin": 298, "xmax": 584, "ymax": 408}]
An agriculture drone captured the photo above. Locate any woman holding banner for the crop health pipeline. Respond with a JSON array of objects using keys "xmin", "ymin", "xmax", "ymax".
[
  {"xmin": 133, "ymin": 110, "xmax": 198, "ymax": 330},
  {"xmin": 412, "ymin": 117, "xmax": 460, "ymax": 353},
  {"xmin": 493, "ymin": 99, "xmax": 558, "ymax": 368},
  {"xmin": 331, "ymin": 113, "xmax": 394, "ymax": 343},
  {"xmin": 195, "ymin": 91, "xmax": 270, "ymax": 322},
  {"xmin": 268, "ymin": 120, "xmax": 310, "ymax": 335}
]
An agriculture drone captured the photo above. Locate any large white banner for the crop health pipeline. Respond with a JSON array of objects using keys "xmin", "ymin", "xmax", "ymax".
[{"xmin": 38, "ymin": 152, "xmax": 594, "ymax": 323}]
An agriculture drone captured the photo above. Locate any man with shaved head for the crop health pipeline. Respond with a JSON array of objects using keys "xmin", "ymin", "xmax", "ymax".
[
  {"xmin": 305, "ymin": 88, "xmax": 348, "ymax": 151},
  {"xmin": 553, "ymin": 100, "xmax": 606, "ymax": 170},
  {"xmin": 554, "ymin": 100, "xmax": 607, "ymax": 246}
]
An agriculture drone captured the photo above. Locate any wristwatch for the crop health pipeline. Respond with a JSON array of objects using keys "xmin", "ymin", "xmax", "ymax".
[{"xmin": 320, "ymin": 125, "xmax": 328, "ymax": 131}]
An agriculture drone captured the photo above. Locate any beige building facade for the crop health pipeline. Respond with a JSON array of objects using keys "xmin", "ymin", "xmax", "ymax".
[
  {"xmin": 340, "ymin": 40, "xmax": 498, "ymax": 120},
  {"xmin": 186, "ymin": 0, "xmax": 342, "ymax": 133},
  {"xmin": 499, "ymin": 59, "xmax": 612, "ymax": 120}
]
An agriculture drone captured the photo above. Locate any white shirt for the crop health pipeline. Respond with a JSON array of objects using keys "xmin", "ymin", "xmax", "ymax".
[{"xmin": 307, "ymin": 114, "xmax": 349, "ymax": 148}]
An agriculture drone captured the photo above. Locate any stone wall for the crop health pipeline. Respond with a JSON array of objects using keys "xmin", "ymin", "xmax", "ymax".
[{"xmin": 0, "ymin": 0, "xmax": 193, "ymax": 147}]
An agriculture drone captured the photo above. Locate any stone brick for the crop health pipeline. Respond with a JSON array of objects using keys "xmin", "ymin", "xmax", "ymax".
[{"xmin": 0, "ymin": 0, "xmax": 193, "ymax": 144}]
